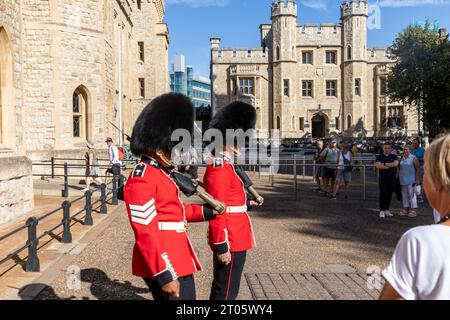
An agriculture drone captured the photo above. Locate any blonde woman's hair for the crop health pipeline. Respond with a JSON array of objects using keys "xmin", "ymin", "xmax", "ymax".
[{"xmin": 425, "ymin": 134, "xmax": 450, "ymax": 192}]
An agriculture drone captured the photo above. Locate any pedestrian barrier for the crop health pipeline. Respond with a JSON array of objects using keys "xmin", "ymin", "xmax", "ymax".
[{"xmin": 0, "ymin": 178, "xmax": 121, "ymax": 273}]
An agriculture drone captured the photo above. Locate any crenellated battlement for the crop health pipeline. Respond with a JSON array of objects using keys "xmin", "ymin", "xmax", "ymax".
[
  {"xmin": 367, "ymin": 47, "xmax": 392, "ymax": 62},
  {"xmin": 211, "ymin": 47, "xmax": 269, "ymax": 63},
  {"xmin": 271, "ymin": 0, "xmax": 297, "ymax": 18},
  {"xmin": 297, "ymin": 24, "xmax": 342, "ymax": 46},
  {"xmin": 340, "ymin": 0, "xmax": 369, "ymax": 18}
]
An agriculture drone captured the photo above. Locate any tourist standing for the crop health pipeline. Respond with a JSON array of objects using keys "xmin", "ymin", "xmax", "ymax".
[
  {"xmin": 320, "ymin": 140, "xmax": 340, "ymax": 197},
  {"xmin": 376, "ymin": 142, "xmax": 399, "ymax": 219},
  {"xmin": 398, "ymin": 146, "xmax": 421, "ymax": 218},
  {"xmin": 314, "ymin": 140, "xmax": 325, "ymax": 193},
  {"xmin": 411, "ymin": 138, "xmax": 426, "ymax": 203},
  {"xmin": 105, "ymin": 137, "xmax": 121, "ymax": 182},
  {"xmin": 331, "ymin": 144, "xmax": 353, "ymax": 200},
  {"xmin": 380, "ymin": 134, "xmax": 450, "ymax": 300},
  {"xmin": 83, "ymin": 140, "xmax": 103, "ymax": 192}
]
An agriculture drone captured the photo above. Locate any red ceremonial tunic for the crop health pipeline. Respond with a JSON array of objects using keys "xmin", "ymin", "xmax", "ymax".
[
  {"xmin": 124, "ymin": 159, "xmax": 215, "ymax": 286},
  {"xmin": 203, "ymin": 155, "xmax": 256, "ymax": 254}
]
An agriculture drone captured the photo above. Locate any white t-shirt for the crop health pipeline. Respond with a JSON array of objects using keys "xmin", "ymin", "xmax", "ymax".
[
  {"xmin": 109, "ymin": 145, "xmax": 121, "ymax": 165},
  {"xmin": 382, "ymin": 224, "xmax": 450, "ymax": 300}
]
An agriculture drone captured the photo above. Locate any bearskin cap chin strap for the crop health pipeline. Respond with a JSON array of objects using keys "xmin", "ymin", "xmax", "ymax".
[{"xmin": 148, "ymin": 149, "xmax": 175, "ymax": 170}]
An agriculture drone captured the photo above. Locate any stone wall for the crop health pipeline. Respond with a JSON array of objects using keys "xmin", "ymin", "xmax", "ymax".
[{"xmin": 0, "ymin": 157, "xmax": 34, "ymax": 225}]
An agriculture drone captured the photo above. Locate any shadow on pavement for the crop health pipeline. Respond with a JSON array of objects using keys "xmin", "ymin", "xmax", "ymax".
[
  {"xmin": 25, "ymin": 268, "xmax": 150, "ymax": 300},
  {"xmin": 80, "ymin": 268, "xmax": 149, "ymax": 300}
]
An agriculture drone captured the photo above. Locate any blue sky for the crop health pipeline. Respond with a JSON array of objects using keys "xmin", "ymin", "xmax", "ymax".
[{"xmin": 165, "ymin": 0, "xmax": 450, "ymax": 76}]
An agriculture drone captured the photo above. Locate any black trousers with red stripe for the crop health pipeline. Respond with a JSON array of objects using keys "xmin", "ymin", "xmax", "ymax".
[
  {"xmin": 143, "ymin": 275, "xmax": 196, "ymax": 301},
  {"xmin": 210, "ymin": 251, "xmax": 247, "ymax": 300}
]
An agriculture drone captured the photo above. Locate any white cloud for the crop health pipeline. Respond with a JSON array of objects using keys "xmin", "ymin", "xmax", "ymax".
[
  {"xmin": 165, "ymin": 0, "xmax": 232, "ymax": 7},
  {"xmin": 301, "ymin": 0, "xmax": 328, "ymax": 11},
  {"xmin": 377, "ymin": 0, "xmax": 450, "ymax": 7}
]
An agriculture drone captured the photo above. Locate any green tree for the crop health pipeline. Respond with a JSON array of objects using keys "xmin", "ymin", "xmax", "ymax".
[{"xmin": 387, "ymin": 21, "xmax": 450, "ymax": 137}]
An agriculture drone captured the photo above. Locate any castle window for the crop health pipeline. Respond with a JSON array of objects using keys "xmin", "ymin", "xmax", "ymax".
[
  {"xmin": 299, "ymin": 117, "xmax": 305, "ymax": 131},
  {"xmin": 347, "ymin": 45, "xmax": 352, "ymax": 60},
  {"xmin": 355, "ymin": 78, "xmax": 361, "ymax": 96},
  {"xmin": 276, "ymin": 46, "xmax": 280, "ymax": 60},
  {"xmin": 325, "ymin": 51, "xmax": 337, "ymax": 64},
  {"xmin": 139, "ymin": 78, "xmax": 145, "ymax": 98},
  {"xmin": 326, "ymin": 80, "xmax": 337, "ymax": 97},
  {"xmin": 138, "ymin": 42, "xmax": 145, "ymax": 62},
  {"xmin": 283, "ymin": 79, "xmax": 290, "ymax": 97},
  {"xmin": 302, "ymin": 51, "xmax": 313, "ymax": 64},
  {"xmin": 347, "ymin": 114, "xmax": 352, "ymax": 129},
  {"xmin": 336, "ymin": 117, "xmax": 340, "ymax": 130},
  {"xmin": 72, "ymin": 87, "xmax": 89, "ymax": 139},
  {"xmin": 302, "ymin": 81, "xmax": 313, "ymax": 97},
  {"xmin": 239, "ymin": 78, "xmax": 254, "ymax": 95},
  {"xmin": 248, "ymin": 50, "xmax": 252, "ymax": 57},
  {"xmin": 137, "ymin": 0, "xmax": 141, "ymax": 10},
  {"xmin": 276, "ymin": 116, "xmax": 281, "ymax": 130},
  {"xmin": 380, "ymin": 77, "xmax": 387, "ymax": 95},
  {"xmin": 233, "ymin": 50, "xmax": 237, "ymax": 57}
]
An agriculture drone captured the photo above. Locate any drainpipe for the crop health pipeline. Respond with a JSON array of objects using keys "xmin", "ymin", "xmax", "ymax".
[{"xmin": 118, "ymin": 22, "xmax": 124, "ymax": 146}]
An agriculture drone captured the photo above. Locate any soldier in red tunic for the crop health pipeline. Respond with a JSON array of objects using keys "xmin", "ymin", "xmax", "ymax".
[
  {"xmin": 124, "ymin": 93, "xmax": 220, "ymax": 300},
  {"xmin": 205, "ymin": 101, "xmax": 263, "ymax": 300}
]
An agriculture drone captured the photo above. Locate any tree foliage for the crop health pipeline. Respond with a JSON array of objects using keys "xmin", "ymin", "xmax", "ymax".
[{"xmin": 387, "ymin": 21, "xmax": 450, "ymax": 137}]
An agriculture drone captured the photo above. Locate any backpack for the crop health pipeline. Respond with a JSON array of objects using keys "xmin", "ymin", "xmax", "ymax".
[{"xmin": 117, "ymin": 146, "xmax": 125, "ymax": 161}]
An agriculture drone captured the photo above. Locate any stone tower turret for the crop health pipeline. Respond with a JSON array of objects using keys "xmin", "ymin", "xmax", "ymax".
[
  {"xmin": 341, "ymin": 0, "xmax": 368, "ymax": 135},
  {"xmin": 271, "ymin": 0, "xmax": 297, "ymax": 137}
]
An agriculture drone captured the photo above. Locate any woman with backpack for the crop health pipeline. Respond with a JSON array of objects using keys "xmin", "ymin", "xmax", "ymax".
[{"xmin": 330, "ymin": 144, "xmax": 353, "ymax": 200}]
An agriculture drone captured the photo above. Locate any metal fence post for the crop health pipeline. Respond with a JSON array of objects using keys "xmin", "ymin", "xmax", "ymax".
[
  {"xmin": 51, "ymin": 157, "xmax": 55, "ymax": 179},
  {"xmin": 25, "ymin": 217, "xmax": 40, "ymax": 272},
  {"xmin": 302, "ymin": 158, "xmax": 306, "ymax": 180},
  {"xmin": 61, "ymin": 201, "xmax": 72, "ymax": 243},
  {"xmin": 84, "ymin": 191, "xmax": 93, "ymax": 226},
  {"xmin": 270, "ymin": 159, "xmax": 274, "ymax": 187},
  {"xmin": 63, "ymin": 162, "xmax": 68, "ymax": 198},
  {"xmin": 112, "ymin": 176, "xmax": 118, "ymax": 205},
  {"xmin": 293, "ymin": 156, "xmax": 298, "ymax": 200},
  {"xmin": 362, "ymin": 165, "xmax": 367, "ymax": 201},
  {"xmin": 100, "ymin": 183, "xmax": 108, "ymax": 214}
]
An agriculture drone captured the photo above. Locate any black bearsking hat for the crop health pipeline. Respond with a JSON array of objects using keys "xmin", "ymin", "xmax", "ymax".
[
  {"xmin": 130, "ymin": 93, "xmax": 194, "ymax": 156},
  {"xmin": 208, "ymin": 101, "xmax": 257, "ymax": 146}
]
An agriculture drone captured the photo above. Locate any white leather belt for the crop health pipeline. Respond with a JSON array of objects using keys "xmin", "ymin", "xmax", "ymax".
[
  {"xmin": 226, "ymin": 205, "xmax": 248, "ymax": 214},
  {"xmin": 158, "ymin": 222, "xmax": 186, "ymax": 232}
]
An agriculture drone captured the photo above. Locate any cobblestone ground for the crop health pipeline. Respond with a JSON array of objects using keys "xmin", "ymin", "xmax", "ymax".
[{"xmin": 31, "ymin": 171, "xmax": 432, "ymax": 300}]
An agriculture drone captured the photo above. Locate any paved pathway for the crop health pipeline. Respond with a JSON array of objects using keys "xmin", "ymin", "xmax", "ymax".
[{"xmin": 1, "ymin": 169, "xmax": 432, "ymax": 300}]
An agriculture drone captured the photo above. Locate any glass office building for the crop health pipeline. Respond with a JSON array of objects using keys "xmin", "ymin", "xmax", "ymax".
[{"xmin": 169, "ymin": 54, "xmax": 211, "ymax": 108}]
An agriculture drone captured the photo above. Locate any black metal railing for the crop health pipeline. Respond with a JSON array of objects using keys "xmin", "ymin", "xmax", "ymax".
[{"xmin": 0, "ymin": 177, "xmax": 123, "ymax": 273}]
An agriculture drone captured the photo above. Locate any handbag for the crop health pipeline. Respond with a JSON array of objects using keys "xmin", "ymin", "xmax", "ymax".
[{"xmin": 342, "ymin": 152, "xmax": 353, "ymax": 172}]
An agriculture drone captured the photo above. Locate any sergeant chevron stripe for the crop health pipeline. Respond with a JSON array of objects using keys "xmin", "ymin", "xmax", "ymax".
[{"xmin": 130, "ymin": 198, "xmax": 157, "ymax": 225}]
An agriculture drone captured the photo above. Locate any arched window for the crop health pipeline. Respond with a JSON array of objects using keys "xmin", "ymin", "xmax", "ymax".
[
  {"xmin": 276, "ymin": 46, "xmax": 280, "ymax": 60},
  {"xmin": 347, "ymin": 45, "xmax": 352, "ymax": 60},
  {"xmin": 276, "ymin": 116, "xmax": 281, "ymax": 130},
  {"xmin": 347, "ymin": 114, "xmax": 352, "ymax": 130},
  {"xmin": 0, "ymin": 27, "xmax": 15, "ymax": 146},
  {"xmin": 72, "ymin": 86, "xmax": 89, "ymax": 139}
]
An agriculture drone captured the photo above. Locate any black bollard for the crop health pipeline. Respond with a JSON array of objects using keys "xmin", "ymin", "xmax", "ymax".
[
  {"xmin": 61, "ymin": 201, "xmax": 72, "ymax": 243},
  {"xmin": 100, "ymin": 183, "xmax": 108, "ymax": 214},
  {"xmin": 25, "ymin": 217, "xmax": 40, "ymax": 272},
  {"xmin": 84, "ymin": 191, "xmax": 93, "ymax": 226},
  {"xmin": 112, "ymin": 176, "xmax": 118, "ymax": 205}
]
